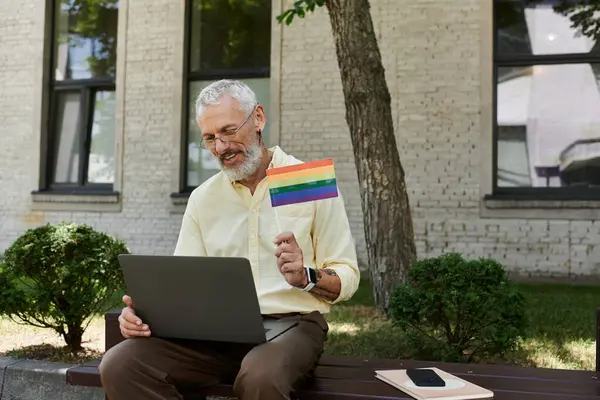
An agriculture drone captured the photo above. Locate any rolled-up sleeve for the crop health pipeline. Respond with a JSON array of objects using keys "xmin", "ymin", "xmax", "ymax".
[{"xmin": 312, "ymin": 191, "xmax": 360, "ymax": 304}]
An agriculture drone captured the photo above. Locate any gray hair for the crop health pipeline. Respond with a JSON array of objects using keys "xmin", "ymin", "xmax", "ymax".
[{"xmin": 195, "ymin": 79, "xmax": 257, "ymax": 119}]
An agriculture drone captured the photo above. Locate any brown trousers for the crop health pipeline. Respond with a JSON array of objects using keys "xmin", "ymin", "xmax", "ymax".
[{"xmin": 99, "ymin": 311, "xmax": 328, "ymax": 400}]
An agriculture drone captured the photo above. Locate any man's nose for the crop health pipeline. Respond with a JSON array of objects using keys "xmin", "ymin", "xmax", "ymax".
[{"xmin": 214, "ymin": 138, "xmax": 229, "ymax": 153}]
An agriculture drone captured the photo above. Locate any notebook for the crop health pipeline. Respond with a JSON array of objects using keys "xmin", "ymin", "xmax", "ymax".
[{"xmin": 375, "ymin": 367, "xmax": 493, "ymax": 400}]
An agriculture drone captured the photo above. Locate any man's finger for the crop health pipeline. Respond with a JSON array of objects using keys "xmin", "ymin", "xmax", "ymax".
[
  {"xmin": 280, "ymin": 262, "xmax": 303, "ymax": 274},
  {"xmin": 121, "ymin": 319, "xmax": 148, "ymax": 332},
  {"xmin": 276, "ymin": 252, "xmax": 301, "ymax": 268},
  {"xmin": 122, "ymin": 328, "xmax": 151, "ymax": 338},
  {"xmin": 273, "ymin": 231, "xmax": 297, "ymax": 246},
  {"xmin": 274, "ymin": 242, "xmax": 296, "ymax": 257},
  {"xmin": 123, "ymin": 295, "xmax": 133, "ymax": 307},
  {"xmin": 277, "ymin": 252, "xmax": 299, "ymax": 264},
  {"xmin": 122, "ymin": 308, "xmax": 142, "ymax": 326}
]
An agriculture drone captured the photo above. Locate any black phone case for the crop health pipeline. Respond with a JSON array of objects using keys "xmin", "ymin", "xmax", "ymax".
[{"xmin": 406, "ymin": 368, "xmax": 446, "ymax": 387}]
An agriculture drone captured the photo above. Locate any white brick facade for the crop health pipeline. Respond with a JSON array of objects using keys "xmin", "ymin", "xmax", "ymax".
[{"xmin": 1, "ymin": 0, "xmax": 599, "ymax": 278}]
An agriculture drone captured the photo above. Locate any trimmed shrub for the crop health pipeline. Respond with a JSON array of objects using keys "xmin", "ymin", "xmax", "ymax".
[
  {"xmin": 0, "ymin": 222, "xmax": 128, "ymax": 352},
  {"xmin": 389, "ymin": 252, "xmax": 527, "ymax": 363}
]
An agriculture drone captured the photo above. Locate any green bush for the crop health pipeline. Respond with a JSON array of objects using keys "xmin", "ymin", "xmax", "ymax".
[
  {"xmin": 389, "ymin": 252, "xmax": 527, "ymax": 363},
  {"xmin": 0, "ymin": 222, "xmax": 128, "ymax": 352}
]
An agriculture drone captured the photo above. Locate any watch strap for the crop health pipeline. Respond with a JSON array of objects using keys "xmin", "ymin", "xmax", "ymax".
[{"xmin": 300, "ymin": 266, "xmax": 316, "ymax": 291}]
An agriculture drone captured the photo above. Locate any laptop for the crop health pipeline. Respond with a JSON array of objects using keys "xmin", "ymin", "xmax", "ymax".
[{"xmin": 117, "ymin": 254, "xmax": 298, "ymax": 344}]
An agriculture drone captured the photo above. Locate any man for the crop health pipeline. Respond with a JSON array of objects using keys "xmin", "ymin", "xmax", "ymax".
[{"xmin": 99, "ymin": 79, "xmax": 360, "ymax": 400}]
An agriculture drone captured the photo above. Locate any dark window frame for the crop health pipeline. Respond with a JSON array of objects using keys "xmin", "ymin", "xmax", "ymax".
[
  {"xmin": 42, "ymin": 0, "xmax": 117, "ymax": 194},
  {"xmin": 492, "ymin": 0, "xmax": 600, "ymax": 200},
  {"xmin": 179, "ymin": 0, "xmax": 271, "ymax": 194}
]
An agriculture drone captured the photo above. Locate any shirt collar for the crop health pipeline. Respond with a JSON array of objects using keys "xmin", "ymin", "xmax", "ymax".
[{"xmin": 268, "ymin": 145, "xmax": 287, "ymax": 169}]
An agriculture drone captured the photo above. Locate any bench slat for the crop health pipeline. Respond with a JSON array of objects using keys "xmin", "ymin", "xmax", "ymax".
[
  {"xmin": 315, "ymin": 367, "xmax": 600, "ymax": 397},
  {"xmin": 67, "ymin": 361, "xmax": 600, "ymax": 399},
  {"xmin": 66, "ymin": 366, "xmax": 103, "ymax": 387},
  {"xmin": 194, "ymin": 380, "xmax": 600, "ymax": 400},
  {"xmin": 315, "ymin": 365, "xmax": 600, "ymax": 394},
  {"xmin": 70, "ymin": 310, "xmax": 599, "ymax": 399},
  {"xmin": 320, "ymin": 355, "xmax": 599, "ymax": 383}
]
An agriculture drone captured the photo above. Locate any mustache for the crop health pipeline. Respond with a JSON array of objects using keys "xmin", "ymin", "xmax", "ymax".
[{"xmin": 219, "ymin": 150, "xmax": 244, "ymax": 162}]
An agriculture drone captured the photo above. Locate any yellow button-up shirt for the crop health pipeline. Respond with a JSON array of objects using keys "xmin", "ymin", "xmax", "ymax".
[{"xmin": 174, "ymin": 146, "xmax": 360, "ymax": 315}]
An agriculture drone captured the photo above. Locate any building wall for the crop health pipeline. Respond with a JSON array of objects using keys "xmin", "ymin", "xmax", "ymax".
[
  {"xmin": 0, "ymin": 0, "xmax": 186, "ymax": 256},
  {"xmin": 1, "ymin": 0, "xmax": 599, "ymax": 278}
]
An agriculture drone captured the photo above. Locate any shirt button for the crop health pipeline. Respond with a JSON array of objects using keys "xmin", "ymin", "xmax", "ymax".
[{"xmin": 250, "ymin": 234, "xmax": 256, "ymax": 239}]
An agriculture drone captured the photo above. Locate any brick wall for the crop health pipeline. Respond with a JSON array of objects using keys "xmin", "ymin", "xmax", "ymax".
[
  {"xmin": 1, "ymin": 0, "xmax": 599, "ymax": 278},
  {"xmin": 0, "ymin": 0, "xmax": 47, "ymax": 244},
  {"xmin": 0, "ymin": 0, "xmax": 185, "ymax": 256},
  {"xmin": 278, "ymin": 0, "xmax": 600, "ymax": 278}
]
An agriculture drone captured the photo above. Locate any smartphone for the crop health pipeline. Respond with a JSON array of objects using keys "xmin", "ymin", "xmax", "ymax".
[{"xmin": 406, "ymin": 368, "xmax": 446, "ymax": 387}]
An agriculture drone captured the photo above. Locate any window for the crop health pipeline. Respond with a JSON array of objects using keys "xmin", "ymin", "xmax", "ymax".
[
  {"xmin": 46, "ymin": 0, "xmax": 119, "ymax": 192},
  {"xmin": 183, "ymin": 0, "xmax": 272, "ymax": 190},
  {"xmin": 493, "ymin": 0, "xmax": 600, "ymax": 198}
]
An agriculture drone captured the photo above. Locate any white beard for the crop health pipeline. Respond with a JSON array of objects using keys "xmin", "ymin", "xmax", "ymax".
[{"xmin": 218, "ymin": 139, "xmax": 263, "ymax": 182}]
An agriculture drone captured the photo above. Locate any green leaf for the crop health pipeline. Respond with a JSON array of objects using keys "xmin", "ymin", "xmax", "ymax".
[
  {"xmin": 285, "ymin": 12, "xmax": 295, "ymax": 25},
  {"xmin": 277, "ymin": 0, "xmax": 326, "ymax": 26}
]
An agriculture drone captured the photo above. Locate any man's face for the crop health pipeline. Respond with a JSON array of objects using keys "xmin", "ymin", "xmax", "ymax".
[{"xmin": 197, "ymin": 95, "xmax": 265, "ymax": 181}]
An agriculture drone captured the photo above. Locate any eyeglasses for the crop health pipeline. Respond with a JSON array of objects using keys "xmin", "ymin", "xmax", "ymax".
[{"xmin": 198, "ymin": 105, "xmax": 257, "ymax": 149}]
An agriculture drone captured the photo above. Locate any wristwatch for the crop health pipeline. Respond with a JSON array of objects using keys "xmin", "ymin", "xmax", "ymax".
[{"xmin": 301, "ymin": 266, "xmax": 318, "ymax": 291}]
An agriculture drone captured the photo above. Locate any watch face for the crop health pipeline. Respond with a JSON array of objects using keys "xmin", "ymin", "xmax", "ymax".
[{"xmin": 308, "ymin": 268, "xmax": 317, "ymax": 284}]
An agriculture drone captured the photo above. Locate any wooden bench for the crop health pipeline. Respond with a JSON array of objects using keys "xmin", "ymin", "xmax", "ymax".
[{"xmin": 67, "ymin": 309, "xmax": 600, "ymax": 399}]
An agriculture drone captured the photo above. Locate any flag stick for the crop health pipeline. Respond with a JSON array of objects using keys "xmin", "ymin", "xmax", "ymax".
[{"xmin": 274, "ymin": 206, "xmax": 283, "ymax": 233}]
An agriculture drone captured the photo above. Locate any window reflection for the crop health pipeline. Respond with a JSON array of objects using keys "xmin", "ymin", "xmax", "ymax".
[
  {"xmin": 87, "ymin": 91, "xmax": 116, "ymax": 184},
  {"xmin": 52, "ymin": 92, "xmax": 82, "ymax": 184},
  {"xmin": 188, "ymin": 0, "xmax": 270, "ymax": 75},
  {"xmin": 496, "ymin": 0, "xmax": 600, "ymax": 57},
  {"xmin": 53, "ymin": 0, "xmax": 119, "ymax": 80},
  {"xmin": 495, "ymin": 0, "xmax": 600, "ymax": 188},
  {"xmin": 497, "ymin": 63, "xmax": 600, "ymax": 187}
]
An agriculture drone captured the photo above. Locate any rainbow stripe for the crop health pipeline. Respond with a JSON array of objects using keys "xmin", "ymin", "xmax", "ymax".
[{"xmin": 266, "ymin": 159, "xmax": 338, "ymax": 207}]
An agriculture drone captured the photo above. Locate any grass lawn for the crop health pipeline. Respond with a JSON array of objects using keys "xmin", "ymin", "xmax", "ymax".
[
  {"xmin": 323, "ymin": 280, "xmax": 600, "ymax": 370},
  {"xmin": 1, "ymin": 280, "xmax": 599, "ymax": 370}
]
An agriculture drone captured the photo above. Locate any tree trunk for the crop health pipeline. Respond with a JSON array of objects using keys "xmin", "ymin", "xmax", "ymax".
[
  {"xmin": 326, "ymin": 0, "xmax": 417, "ymax": 313},
  {"xmin": 63, "ymin": 324, "xmax": 84, "ymax": 353}
]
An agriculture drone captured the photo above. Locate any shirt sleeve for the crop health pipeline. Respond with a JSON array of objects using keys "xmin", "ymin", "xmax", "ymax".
[
  {"xmin": 312, "ymin": 190, "xmax": 360, "ymax": 304},
  {"xmin": 174, "ymin": 196, "xmax": 208, "ymax": 257}
]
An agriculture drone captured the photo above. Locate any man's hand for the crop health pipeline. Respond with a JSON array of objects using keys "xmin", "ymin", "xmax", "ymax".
[
  {"xmin": 274, "ymin": 231, "xmax": 307, "ymax": 288},
  {"xmin": 118, "ymin": 295, "xmax": 151, "ymax": 338}
]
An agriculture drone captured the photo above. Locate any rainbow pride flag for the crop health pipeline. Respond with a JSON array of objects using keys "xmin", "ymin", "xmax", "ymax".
[{"xmin": 266, "ymin": 158, "xmax": 338, "ymax": 207}]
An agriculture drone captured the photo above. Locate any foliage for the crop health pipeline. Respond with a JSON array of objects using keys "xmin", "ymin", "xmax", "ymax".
[
  {"xmin": 191, "ymin": 0, "xmax": 271, "ymax": 72},
  {"xmin": 496, "ymin": 0, "xmax": 600, "ymax": 41},
  {"xmin": 553, "ymin": 0, "xmax": 600, "ymax": 42},
  {"xmin": 277, "ymin": 0, "xmax": 325, "ymax": 25},
  {"xmin": 389, "ymin": 253, "xmax": 528, "ymax": 363},
  {"xmin": 0, "ymin": 222, "xmax": 128, "ymax": 352}
]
